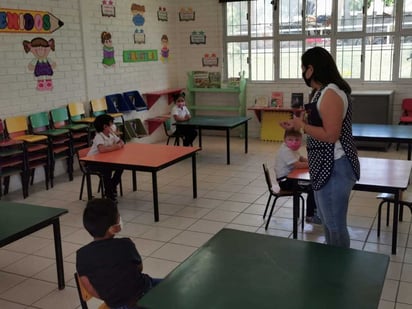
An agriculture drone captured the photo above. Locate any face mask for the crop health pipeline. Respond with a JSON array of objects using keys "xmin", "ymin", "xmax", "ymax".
[
  {"xmin": 285, "ymin": 140, "xmax": 301, "ymax": 151},
  {"xmin": 118, "ymin": 216, "xmax": 123, "ymax": 230},
  {"xmin": 302, "ymin": 69, "xmax": 312, "ymax": 87},
  {"xmin": 110, "ymin": 124, "xmax": 117, "ymax": 133}
]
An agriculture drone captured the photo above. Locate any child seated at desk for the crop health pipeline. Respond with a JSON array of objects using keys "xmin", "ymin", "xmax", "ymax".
[
  {"xmin": 88, "ymin": 114, "xmax": 124, "ymax": 202},
  {"xmin": 76, "ymin": 198, "xmax": 161, "ymax": 309},
  {"xmin": 171, "ymin": 91, "xmax": 197, "ymax": 146},
  {"xmin": 274, "ymin": 128, "xmax": 321, "ymax": 224}
]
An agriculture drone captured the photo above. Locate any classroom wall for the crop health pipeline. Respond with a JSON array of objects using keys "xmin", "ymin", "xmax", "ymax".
[{"xmin": 0, "ymin": 0, "xmax": 411, "ymax": 192}]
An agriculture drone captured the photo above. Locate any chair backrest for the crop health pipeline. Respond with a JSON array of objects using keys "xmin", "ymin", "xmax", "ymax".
[
  {"xmin": 262, "ymin": 164, "xmax": 273, "ymax": 191},
  {"xmin": 29, "ymin": 112, "xmax": 50, "ymax": 133},
  {"xmin": 164, "ymin": 118, "xmax": 172, "ymax": 133},
  {"xmin": 402, "ymin": 98, "xmax": 412, "ymax": 115},
  {"xmin": 68, "ymin": 102, "xmax": 87, "ymax": 121},
  {"xmin": 74, "ymin": 272, "xmax": 108, "ymax": 309},
  {"xmin": 90, "ymin": 98, "xmax": 108, "ymax": 117},
  {"xmin": 4, "ymin": 116, "xmax": 29, "ymax": 138},
  {"xmin": 50, "ymin": 107, "xmax": 70, "ymax": 128},
  {"xmin": 77, "ymin": 146, "xmax": 92, "ymax": 174}
]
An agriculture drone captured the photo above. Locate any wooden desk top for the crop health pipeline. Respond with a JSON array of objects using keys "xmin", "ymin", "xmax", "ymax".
[
  {"xmin": 139, "ymin": 228, "xmax": 389, "ymax": 309},
  {"xmin": 80, "ymin": 143, "xmax": 200, "ymax": 169},
  {"xmin": 288, "ymin": 157, "xmax": 412, "ymax": 190},
  {"xmin": 0, "ymin": 202, "xmax": 68, "ymax": 246}
]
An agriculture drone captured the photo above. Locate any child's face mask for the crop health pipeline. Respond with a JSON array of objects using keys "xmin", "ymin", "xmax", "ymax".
[
  {"xmin": 110, "ymin": 124, "xmax": 117, "ymax": 133},
  {"xmin": 285, "ymin": 137, "xmax": 301, "ymax": 151}
]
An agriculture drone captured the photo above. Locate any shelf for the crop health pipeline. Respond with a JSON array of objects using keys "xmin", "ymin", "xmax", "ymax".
[
  {"xmin": 187, "ymin": 87, "xmax": 240, "ymax": 93},
  {"xmin": 143, "ymin": 88, "xmax": 184, "ymax": 109},
  {"xmin": 247, "ymin": 106, "xmax": 301, "ymax": 122},
  {"xmin": 189, "ymin": 105, "xmax": 239, "ymax": 112},
  {"xmin": 145, "ymin": 115, "xmax": 170, "ymax": 135}
]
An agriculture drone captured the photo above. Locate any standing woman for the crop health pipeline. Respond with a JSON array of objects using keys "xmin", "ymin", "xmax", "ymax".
[{"xmin": 280, "ymin": 47, "xmax": 360, "ymax": 248}]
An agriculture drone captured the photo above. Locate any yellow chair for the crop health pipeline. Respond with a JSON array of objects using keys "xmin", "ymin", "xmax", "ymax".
[
  {"xmin": 74, "ymin": 272, "xmax": 109, "ymax": 309},
  {"xmin": 67, "ymin": 102, "xmax": 95, "ymax": 124}
]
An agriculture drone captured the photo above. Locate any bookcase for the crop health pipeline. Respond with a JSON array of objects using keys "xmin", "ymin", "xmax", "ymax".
[{"xmin": 186, "ymin": 71, "xmax": 247, "ymax": 116}]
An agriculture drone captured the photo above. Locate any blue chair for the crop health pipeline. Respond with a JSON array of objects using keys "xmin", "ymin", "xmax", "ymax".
[
  {"xmin": 123, "ymin": 90, "xmax": 147, "ymax": 111},
  {"xmin": 105, "ymin": 93, "xmax": 134, "ymax": 113}
]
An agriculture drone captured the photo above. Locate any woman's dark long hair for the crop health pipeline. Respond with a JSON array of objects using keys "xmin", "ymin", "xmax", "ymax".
[{"xmin": 301, "ymin": 47, "xmax": 351, "ymax": 99}]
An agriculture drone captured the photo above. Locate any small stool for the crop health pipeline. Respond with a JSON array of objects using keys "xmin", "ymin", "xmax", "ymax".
[{"xmin": 376, "ymin": 193, "xmax": 412, "ymax": 237}]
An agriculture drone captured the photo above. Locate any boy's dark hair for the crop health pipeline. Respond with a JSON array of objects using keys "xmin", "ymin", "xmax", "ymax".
[
  {"xmin": 83, "ymin": 198, "xmax": 118, "ymax": 237},
  {"xmin": 94, "ymin": 114, "xmax": 114, "ymax": 132},
  {"xmin": 172, "ymin": 91, "xmax": 185, "ymax": 102},
  {"xmin": 284, "ymin": 128, "xmax": 302, "ymax": 139}
]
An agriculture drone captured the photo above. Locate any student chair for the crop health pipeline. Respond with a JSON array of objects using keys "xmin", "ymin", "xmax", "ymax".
[
  {"xmin": 262, "ymin": 163, "xmax": 305, "ymax": 230},
  {"xmin": 77, "ymin": 147, "xmax": 123, "ymax": 200},
  {"xmin": 74, "ymin": 272, "xmax": 109, "ymax": 309},
  {"xmin": 0, "ymin": 119, "xmax": 26, "ymax": 199},
  {"xmin": 376, "ymin": 192, "xmax": 412, "ymax": 237},
  {"xmin": 105, "ymin": 93, "xmax": 134, "ymax": 113},
  {"xmin": 399, "ymin": 98, "xmax": 412, "ymax": 125},
  {"xmin": 29, "ymin": 111, "xmax": 74, "ymax": 187},
  {"xmin": 123, "ymin": 90, "xmax": 148, "ymax": 111},
  {"xmin": 67, "ymin": 102, "xmax": 96, "ymax": 145},
  {"xmin": 4, "ymin": 116, "xmax": 50, "ymax": 195},
  {"xmin": 163, "ymin": 119, "xmax": 184, "ymax": 146},
  {"xmin": 50, "ymin": 106, "xmax": 90, "ymax": 149}
]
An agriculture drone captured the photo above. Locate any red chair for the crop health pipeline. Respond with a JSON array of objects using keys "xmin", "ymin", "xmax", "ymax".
[{"xmin": 399, "ymin": 98, "xmax": 412, "ymax": 124}]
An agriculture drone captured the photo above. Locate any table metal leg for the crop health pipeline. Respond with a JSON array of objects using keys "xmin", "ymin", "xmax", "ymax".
[
  {"xmin": 132, "ymin": 170, "xmax": 137, "ymax": 191},
  {"xmin": 152, "ymin": 172, "xmax": 159, "ymax": 222},
  {"xmin": 86, "ymin": 174, "xmax": 92, "ymax": 200},
  {"xmin": 198, "ymin": 129, "xmax": 202, "ymax": 149},
  {"xmin": 408, "ymin": 143, "xmax": 411, "ymax": 160},
  {"xmin": 245, "ymin": 121, "xmax": 248, "ymax": 154},
  {"xmin": 226, "ymin": 129, "xmax": 230, "ymax": 165},
  {"xmin": 192, "ymin": 154, "xmax": 197, "ymax": 199},
  {"xmin": 52, "ymin": 220, "xmax": 65, "ymax": 289}
]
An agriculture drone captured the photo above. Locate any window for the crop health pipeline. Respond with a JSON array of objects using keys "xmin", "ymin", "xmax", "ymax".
[{"xmin": 224, "ymin": 0, "xmax": 412, "ymax": 81}]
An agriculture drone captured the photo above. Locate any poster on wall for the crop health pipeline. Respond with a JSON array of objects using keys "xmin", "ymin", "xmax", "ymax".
[
  {"xmin": 23, "ymin": 38, "xmax": 56, "ymax": 91},
  {"xmin": 160, "ymin": 34, "xmax": 169, "ymax": 62},
  {"xmin": 190, "ymin": 31, "xmax": 206, "ymax": 44},
  {"xmin": 101, "ymin": 0, "xmax": 115, "ymax": 17},
  {"xmin": 0, "ymin": 8, "xmax": 64, "ymax": 33},
  {"xmin": 131, "ymin": 4, "xmax": 145, "ymax": 44},
  {"xmin": 123, "ymin": 50, "xmax": 158, "ymax": 62},
  {"xmin": 202, "ymin": 53, "xmax": 218, "ymax": 67},
  {"xmin": 179, "ymin": 8, "xmax": 195, "ymax": 21},
  {"xmin": 157, "ymin": 7, "xmax": 168, "ymax": 21},
  {"xmin": 101, "ymin": 31, "xmax": 115, "ymax": 68}
]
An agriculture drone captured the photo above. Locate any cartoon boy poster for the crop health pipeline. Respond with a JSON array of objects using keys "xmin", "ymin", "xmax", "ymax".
[{"xmin": 23, "ymin": 37, "xmax": 56, "ymax": 91}]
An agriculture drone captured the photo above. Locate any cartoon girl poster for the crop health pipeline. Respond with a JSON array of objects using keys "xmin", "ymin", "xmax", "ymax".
[
  {"xmin": 23, "ymin": 37, "xmax": 56, "ymax": 91},
  {"xmin": 101, "ymin": 31, "xmax": 115, "ymax": 68},
  {"xmin": 160, "ymin": 34, "xmax": 169, "ymax": 62}
]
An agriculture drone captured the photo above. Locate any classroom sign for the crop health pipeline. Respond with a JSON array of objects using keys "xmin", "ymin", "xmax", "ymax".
[
  {"xmin": 0, "ymin": 8, "xmax": 64, "ymax": 33},
  {"xmin": 123, "ymin": 50, "xmax": 158, "ymax": 62}
]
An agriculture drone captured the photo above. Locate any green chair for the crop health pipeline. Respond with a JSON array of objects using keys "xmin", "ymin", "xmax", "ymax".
[
  {"xmin": 29, "ymin": 111, "xmax": 73, "ymax": 187},
  {"xmin": 163, "ymin": 118, "xmax": 184, "ymax": 146},
  {"xmin": 50, "ymin": 107, "xmax": 90, "ymax": 150}
]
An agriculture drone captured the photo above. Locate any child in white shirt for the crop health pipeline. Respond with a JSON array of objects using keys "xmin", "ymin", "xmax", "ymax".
[{"xmin": 171, "ymin": 92, "xmax": 197, "ymax": 146}]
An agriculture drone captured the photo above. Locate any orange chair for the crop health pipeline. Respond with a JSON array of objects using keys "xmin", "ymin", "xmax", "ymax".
[{"xmin": 399, "ymin": 98, "xmax": 412, "ymax": 124}]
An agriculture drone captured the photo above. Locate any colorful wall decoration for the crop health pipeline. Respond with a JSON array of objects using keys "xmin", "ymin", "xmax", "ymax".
[
  {"xmin": 23, "ymin": 37, "xmax": 56, "ymax": 91},
  {"xmin": 0, "ymin": 8, "xmax": 64, "ymax": 33},
  {"xmin": 190, "ymin": 31, "xmax": 206, "ymax": 44},
  {"xmin": 101, "ymin": 31, "xmax": 115, "ymax": 68},
  {"xmin": 131, "ymin": 4, "xmax": 145, "ymax": 44},
  {"xmin": 160, "ymin": 34, "xmax": 169, "ymax": 62},
  {"xmin": 179, "ymin": 8, "xmax": 195, "ymax": 21},
  {"xmin": 101, "ymin": 0, "xmax": 115, "ymax": 17},
  {"xmin": 202, "ymin": 53, "xmax": 218, "ymax": 67},
  {"xmin": 123, "ymin": 50, "xmax": 158, "ymax": 62},
  {"xmin": 157, "ymin": 7, "xmax": 168, "ymax": 22}
]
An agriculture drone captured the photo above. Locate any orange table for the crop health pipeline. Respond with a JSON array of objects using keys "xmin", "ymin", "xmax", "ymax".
[
  {"xmin": 80, "ymin": 143, "xmax": 200, "ymax": 221},
  {"xmin": 288, "ymin": 157, "xmax": 412, "ymax": 254}
]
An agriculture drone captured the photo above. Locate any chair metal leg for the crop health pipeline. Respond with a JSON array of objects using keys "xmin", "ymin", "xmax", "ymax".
[
  {"xmin": 263, "ymin": 195, "xmax": 272, "ymax": 219},
  {"xmin": 79, "ymin": 174, "xmax": 85, "ymax": 200},
  {"xmin": 265, "ymin": 196, "xmax": 279, "ymax": 230},
  {"xmin": 300, "ymin": 195, "xmax": 305, "ymax": 231}
]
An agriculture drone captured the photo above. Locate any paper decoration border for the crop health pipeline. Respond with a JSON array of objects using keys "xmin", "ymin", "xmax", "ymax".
[{"xmin": 123, "ymin": 50, "xmax": 158, "ymax": 62}]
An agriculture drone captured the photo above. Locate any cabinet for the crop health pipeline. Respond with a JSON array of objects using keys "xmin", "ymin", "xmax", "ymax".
[
  {"xmin": 351, "ymin": 90, "xmax": 394, "ymax": 149},
  {"xmin": 186, "ymin": 72, "xmax": 246, "ymax": 116}
]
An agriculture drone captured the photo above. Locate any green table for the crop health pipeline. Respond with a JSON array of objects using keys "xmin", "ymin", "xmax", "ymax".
[
  {"xmin": 176, "ymin": 116, "xmax": 251, "ymax": 164},
  {"xmin": 139, "ymin": 228, "xmax": 389, "ymax": 309},
  {"xmin": 0, "ymin": 202, "xmax": 68, "ymax": 289}
]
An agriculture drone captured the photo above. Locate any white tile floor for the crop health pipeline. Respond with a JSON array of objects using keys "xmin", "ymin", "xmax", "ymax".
[{"xmin": 1, "ymin": 135, "xmax": 412, "ymax": 309}]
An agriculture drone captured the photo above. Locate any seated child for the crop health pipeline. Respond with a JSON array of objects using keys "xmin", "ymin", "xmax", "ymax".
[
  {"xmin": 88, "ymin": 114, "xmax": 124, "ymax": 202},
  {"xmin": 274, "ymin": 128, "xmax": 321, "ymax": 224},
  {"xmin": 76, "ymin": 198, "xmax": 161, "ymax": 309},
  {"xmin": 171, "ymin": 92, "xmax": 197, "ymax": 146}
]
